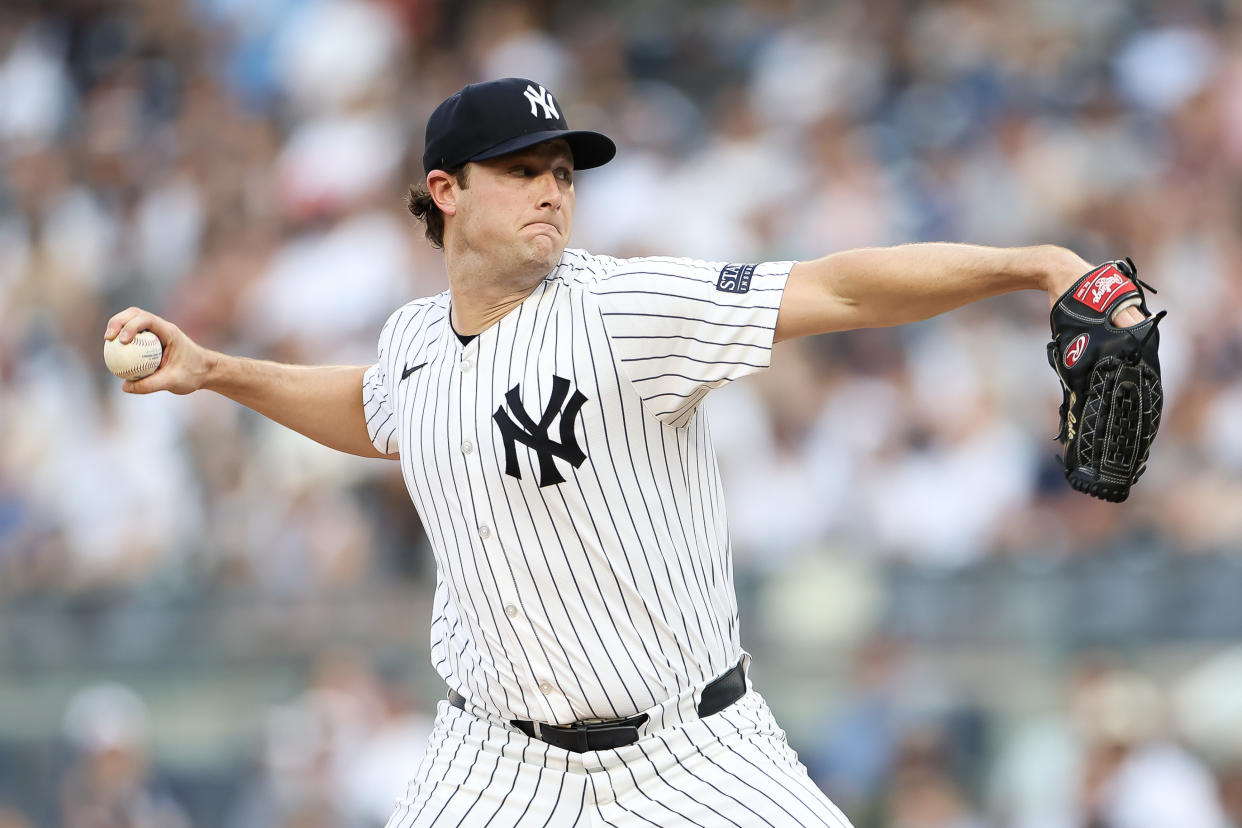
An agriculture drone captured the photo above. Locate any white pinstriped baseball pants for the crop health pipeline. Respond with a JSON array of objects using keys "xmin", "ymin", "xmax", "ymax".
[{"xmin": 383, "ymin": 689, "xmax": 854, "ymax": 827}]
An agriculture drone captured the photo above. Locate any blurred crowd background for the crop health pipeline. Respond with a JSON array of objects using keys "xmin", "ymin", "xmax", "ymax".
[{"xmin": 2, "ymin": 0, "xmax": 1241, "ymax": 825}]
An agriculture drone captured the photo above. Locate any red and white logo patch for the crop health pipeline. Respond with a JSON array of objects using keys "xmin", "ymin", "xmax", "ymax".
[
  {"xmin": 1073, "ymin": 264, "xmax": 1136, "ymax": 313},
  {"xmin": 1064, "ymin": 333, "xmax": 1090, "ymax": 368}
]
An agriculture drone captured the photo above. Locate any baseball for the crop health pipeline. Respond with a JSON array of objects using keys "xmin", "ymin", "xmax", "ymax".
[{"xmin": 104, "ymin": 331, "xmax": 164, "ymax": 380}]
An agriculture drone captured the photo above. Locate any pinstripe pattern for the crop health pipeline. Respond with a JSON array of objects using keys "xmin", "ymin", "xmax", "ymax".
[
  {"xmin": 362, "ymin": 249, "xmax": 793, "ymax": 725},
  {"xmin": 365, "ymin": 248, "xmax": 853, "ymax": 825},
  {"xmin": 383, "ymin": 692, "xmax": 852, "ymax": 827},
  {"xmin": 386, "ymin": 703, "xmax": 589, "ymax": 827}
]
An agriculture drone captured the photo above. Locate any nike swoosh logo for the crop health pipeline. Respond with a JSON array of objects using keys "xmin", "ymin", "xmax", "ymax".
[{"xmin": 401, "ymin": 362, "xmax": 428, "ymax": 381}]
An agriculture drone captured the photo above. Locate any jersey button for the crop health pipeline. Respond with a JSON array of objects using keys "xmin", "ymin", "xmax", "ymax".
[
  {"xmin": 460, "ymin": 359, "xmax": 474, "ymax": 372},
  {"xmin": 478, "ymin": 525, "xmax": 491, "ymax": 540},
  {"xmin": 504, "ymin": 604, "xmax": 518, "ymax": 618},
  {"xmin": 461, "ymin": 440, "xmax": 473, "ymax": 454},
  {"xmin": 538, "ymin": 681, "xmax": 555, "ymax": 695}
]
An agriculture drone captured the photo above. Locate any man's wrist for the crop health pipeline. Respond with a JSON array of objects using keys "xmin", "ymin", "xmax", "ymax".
[
  {"xmin": 199, "ymin": 349, "xmax": 228, "ymax": 393},
  {"xmin": 1032, "ymin": 244, "xmax": 1090, "ymax": 298}
]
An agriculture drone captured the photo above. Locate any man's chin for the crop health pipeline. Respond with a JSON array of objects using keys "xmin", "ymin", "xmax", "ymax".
[{"xmin": 526, "ymin": 237, "xmax": 566, "ymax": 270}]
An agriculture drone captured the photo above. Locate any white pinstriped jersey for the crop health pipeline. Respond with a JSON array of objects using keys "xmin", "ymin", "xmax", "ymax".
[{"xmin": 362, "ymin": 248, "xmax": 792, "ymax": 725}]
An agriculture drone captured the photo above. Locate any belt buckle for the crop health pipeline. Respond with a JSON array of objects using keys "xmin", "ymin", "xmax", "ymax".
[
  {"xmin": 569, "ymin": 722, "xmax": 596, "ymax": 753},
  {"xmin": 533, "ymin": 720, "xmax": 592, "ymax": 753},
  {"xmin": 540, "ymin": 715, "xmax": 646, "ymax": 752}
]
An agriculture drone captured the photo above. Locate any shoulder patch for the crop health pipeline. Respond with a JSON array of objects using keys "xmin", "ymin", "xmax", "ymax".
[{"xmin": 716, "ymin": 263, "xmax": 756, "ymax": 294}]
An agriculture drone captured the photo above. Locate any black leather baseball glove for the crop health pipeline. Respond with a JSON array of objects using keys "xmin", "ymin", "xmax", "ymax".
[{"xmin": 1046, "ymin": 259, "xmax": 1166, "ymax": 502}]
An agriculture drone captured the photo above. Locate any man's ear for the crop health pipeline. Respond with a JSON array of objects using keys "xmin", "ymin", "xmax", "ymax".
[{"xmin": 427, "ymin": 170, "xmax": 459, "ymax": 215}]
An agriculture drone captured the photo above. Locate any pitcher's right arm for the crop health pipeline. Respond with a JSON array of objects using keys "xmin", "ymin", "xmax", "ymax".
[{"xmin": 106, "ymin": 307, "xmax": 393, "ymax": 460}]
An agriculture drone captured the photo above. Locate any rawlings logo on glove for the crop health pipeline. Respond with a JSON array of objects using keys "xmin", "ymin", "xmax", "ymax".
[
  {"xmin": 1075, "ymin": 264, "xmax": 1135, "ymax": 311},
  {"xmin": 1047, "ymin": 259, "xmax": 1166, "ymax": 502}
]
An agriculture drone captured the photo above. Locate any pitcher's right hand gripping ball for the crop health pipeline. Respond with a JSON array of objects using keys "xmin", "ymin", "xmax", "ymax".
[
  {"xmin": 1047, "ymin": 258, "xmax": 1166, "ymax": 502},
  {"xmin": 104, "ymin": 330, "xmax": 164, "ymax": 380}
]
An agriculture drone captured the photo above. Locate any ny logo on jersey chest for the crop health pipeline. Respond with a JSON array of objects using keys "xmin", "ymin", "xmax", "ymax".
[{"xmin": 493, "ymin": 376, "xmax": 588, "ymax": 487}]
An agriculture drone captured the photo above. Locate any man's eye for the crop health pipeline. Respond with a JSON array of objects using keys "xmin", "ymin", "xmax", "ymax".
[
  {"xmin": 556, "ymin": 169, "xmax": 573, "ymax": 182},
  {"xmin": 511, "ymin": 166, "xmax": 529, "ymax": 176}
]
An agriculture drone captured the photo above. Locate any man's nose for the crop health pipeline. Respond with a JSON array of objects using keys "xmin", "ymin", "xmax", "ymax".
[{"xmin": 535, "ymin": 171, "xmax": 562, "ymax": 209}]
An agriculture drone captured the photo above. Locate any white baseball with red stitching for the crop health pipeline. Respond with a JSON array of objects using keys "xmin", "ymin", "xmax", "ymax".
[{"xmin": 103, "ymin": 331, "xmax": 163, "ymax": 380}]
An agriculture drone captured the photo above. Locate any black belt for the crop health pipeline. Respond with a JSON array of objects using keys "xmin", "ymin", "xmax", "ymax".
[{"xmin": 448, "ymin": 660, "xmax": 746, "ymax": 754}]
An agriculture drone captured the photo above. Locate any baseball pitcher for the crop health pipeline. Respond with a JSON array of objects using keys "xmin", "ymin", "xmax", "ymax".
[{"xmin": 106, "ymin": 78, "xmax": 1160, "ymax": 826}]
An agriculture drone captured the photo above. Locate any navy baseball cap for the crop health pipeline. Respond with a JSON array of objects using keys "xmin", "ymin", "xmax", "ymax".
[{"xmin": 422, "ymin": 78, "xmax": 616, "ymax": 175}]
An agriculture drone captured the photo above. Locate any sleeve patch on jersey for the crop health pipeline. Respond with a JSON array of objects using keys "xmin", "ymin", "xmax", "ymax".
[{"xmin": 716, "ymin": 263, "xmax": 756, "ymax": 294}]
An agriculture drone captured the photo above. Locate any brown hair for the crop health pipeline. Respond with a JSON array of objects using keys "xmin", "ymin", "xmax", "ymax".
[{"xmin": 405, "ymin": 165, "xmax": 469, "ymax": 249}]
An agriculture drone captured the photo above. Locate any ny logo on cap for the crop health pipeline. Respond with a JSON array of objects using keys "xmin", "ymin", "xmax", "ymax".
[{"xmin": 523, "ymin": 84, "xmax": 560, "ymax": 120}]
